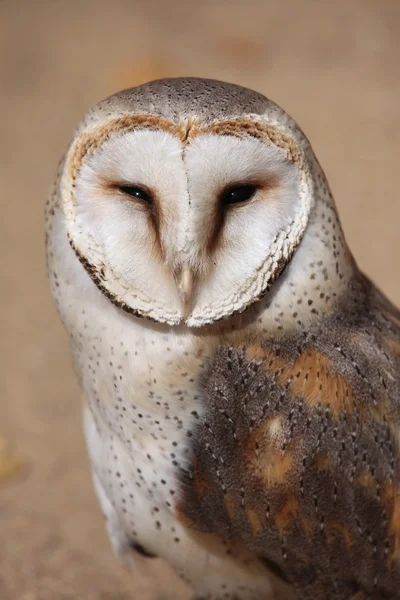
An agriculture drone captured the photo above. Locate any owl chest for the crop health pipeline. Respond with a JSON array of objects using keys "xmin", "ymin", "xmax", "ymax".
[{"xmin": 77, "ymin": 320, "xmax": 210, "ymax": 526}]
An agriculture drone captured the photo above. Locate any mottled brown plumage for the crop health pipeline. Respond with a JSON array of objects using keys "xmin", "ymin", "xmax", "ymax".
[{"xmin": 179, "ymin": 275, "xmax": 400, "ymax": 598}]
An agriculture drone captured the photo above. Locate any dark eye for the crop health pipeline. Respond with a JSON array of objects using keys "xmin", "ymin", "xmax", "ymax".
[
  {"xmin": 119, "ymin": 185, "xmax": 152, "ymax": 204},
  {"xmin": 221, "ymin": 184, "xmax": 257, "ymax": 206}
]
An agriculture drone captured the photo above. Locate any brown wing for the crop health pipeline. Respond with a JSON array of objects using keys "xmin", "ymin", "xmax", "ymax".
[{"xmin": 178, "ymin": 276, "xmax": 400, "ymax": 599}]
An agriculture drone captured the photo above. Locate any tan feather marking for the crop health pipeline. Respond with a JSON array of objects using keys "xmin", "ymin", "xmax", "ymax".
[
  {"xmin": 281, "ymin": 351, "xmax": 356, "ymax": 417},
  {"xmin": 244, "ymin": 343, "xmax": 267, "ymax": 363},
  {"xmin": 316, "ymin": 453, "xmax": 332, "ymax": 472},
  {"xmin": 224, "ymin": 494, "xmax": 236, "ymax": 521},
  {"xmin": 246, "ymin": 420, "xmax": 295, "ymax": 485},
  {"xmin": 246, "ymin": 507, "xmax": 265, "ymax": 536},
  {"xmin": 268, "ymin": 415, "xmax": 283, "ymax": 440},
  {"xmin": 274, "ymin": 497, "xmax": 298, "ymax": 535},
  {"xmin": 248, "ymin": 448, "xmax": 294, "ymax": 486},
  {"xmin": 301, "ymin": 516, "xmax": 314, "ymax": 543},
  {"xmin": 325, "ymin": 521, "xmax": 353, "ymax": 550},
  {"xmin": 248, "ymin": 347, "xmax": 358, "ymax": 418},
  {"xmin": 355, "ymin": 470, "xmax": 376, "ymax": 490}
]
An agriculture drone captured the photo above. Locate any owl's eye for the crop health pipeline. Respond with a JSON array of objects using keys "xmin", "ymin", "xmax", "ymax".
[
  {"xmin": 221, "ymin": 184, "xmax": 257, "ymax": 206},
  {"xmin": 119, "ymin": 185, "xmax": 153, "ymax": 204}
]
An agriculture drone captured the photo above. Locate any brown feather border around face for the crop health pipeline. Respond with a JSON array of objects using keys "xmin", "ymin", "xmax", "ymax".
[{"xmin": 67, "ymin": 113, "xmax": 303, "ymax": 189}]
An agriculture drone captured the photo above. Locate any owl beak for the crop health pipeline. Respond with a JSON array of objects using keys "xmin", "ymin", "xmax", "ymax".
[{"xmin": 176, "ymin": 265, "xmax": 193, "ymax": 312}]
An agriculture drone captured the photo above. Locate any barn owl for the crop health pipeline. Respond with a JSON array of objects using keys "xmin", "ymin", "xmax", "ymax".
[{"xmin": 46, "ymin": 78, "xmax": 400, "ymax": 599}]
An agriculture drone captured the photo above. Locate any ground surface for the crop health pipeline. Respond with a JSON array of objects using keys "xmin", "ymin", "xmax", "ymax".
[{"xmin": 1, "ymin": 1, "xmax": 400, "ymax": 598}]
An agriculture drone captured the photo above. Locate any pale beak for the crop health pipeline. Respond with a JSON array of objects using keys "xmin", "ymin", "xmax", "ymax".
[{"xmin": 177, "ymin": 265, "xmax": 193, "ymax": 312}]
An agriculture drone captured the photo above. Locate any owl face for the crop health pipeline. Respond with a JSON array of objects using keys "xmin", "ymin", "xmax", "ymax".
[{"xmin": 62, "ymin": 82, "xmax": 314, "ymax": 326}]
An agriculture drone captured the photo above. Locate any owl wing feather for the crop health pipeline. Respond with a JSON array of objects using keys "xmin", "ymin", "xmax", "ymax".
[{"xmin": 178, "ymin": 274, "xmax": 400, "ymax": 599}]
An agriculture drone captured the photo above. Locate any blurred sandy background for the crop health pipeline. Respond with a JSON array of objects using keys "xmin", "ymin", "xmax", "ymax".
[{"xmin": 1, "ymin": 1, "xmax": 399, "ymax": 598}]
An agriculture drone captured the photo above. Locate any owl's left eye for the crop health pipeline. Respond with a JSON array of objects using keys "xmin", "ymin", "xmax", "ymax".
[
  {"xmin": 119, "ymin": 185, "xmax": 153, "ymax": 204},
  {"xmin": 221, "ymin": 184, "xmax": 257, "ymax": 206}
]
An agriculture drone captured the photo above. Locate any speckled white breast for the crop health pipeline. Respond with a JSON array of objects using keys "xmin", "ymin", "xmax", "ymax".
[
  {"xmin": 81, "ymin": 321, "xmax": 208, "ymax": 547},
  {"xmin": 47, "ymin": 203, "xmax": 275, "ymax": 599}
]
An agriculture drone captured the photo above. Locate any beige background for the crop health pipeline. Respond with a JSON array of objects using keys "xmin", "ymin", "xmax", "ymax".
[{"xmin": 1, "ymin": 1, "xmax": 399, "ymax": 598}]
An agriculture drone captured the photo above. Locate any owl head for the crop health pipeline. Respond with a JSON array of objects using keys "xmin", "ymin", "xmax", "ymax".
[{"xmin": 59, "ymin": 78, "xmax": 343, "ymax": 327}]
